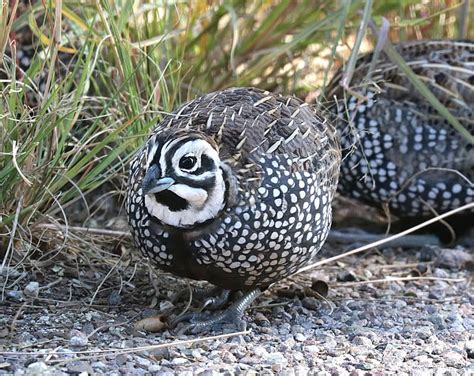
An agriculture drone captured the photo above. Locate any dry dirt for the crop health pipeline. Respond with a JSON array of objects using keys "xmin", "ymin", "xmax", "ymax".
[{"xmin": 1, "ymin": 227, "xmax": 472, "ymax": 375}]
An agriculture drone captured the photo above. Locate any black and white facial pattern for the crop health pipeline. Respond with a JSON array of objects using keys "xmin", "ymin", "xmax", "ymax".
[{"xmin": 143, "ymin": 135, "xmax": 227, "ymax": 228}]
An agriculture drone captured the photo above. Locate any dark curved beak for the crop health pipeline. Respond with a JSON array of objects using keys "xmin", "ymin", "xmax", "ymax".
[{"xmin": 142, "ymin": 165, "xmax": 175, "ymax": 195}]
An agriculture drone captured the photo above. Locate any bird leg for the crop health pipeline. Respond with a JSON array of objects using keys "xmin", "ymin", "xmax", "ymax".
[
  {"xmin": 172, "ymin": 286, "xmax": 231, "ymax": 310},
  {"xmin": 200, "ymin": 289, "xmax": 232, "ymax": 311},
  {"xmin": 169, "ymin": 288, "xmax": 261, "ymax": 335}
]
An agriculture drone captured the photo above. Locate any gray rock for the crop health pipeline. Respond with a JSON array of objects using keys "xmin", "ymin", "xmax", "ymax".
[
  {"xmin": 135, "ymin": 356, "xmax": 152, "ymax": 368},
  {"xmin": 25, "ymin": 362, "xmax": 52, "ymax": 376},
  {"xmin": 265, "ymin": 351, "xmax": 287, "ymax": 365},
  {"xmin": 435, "ymin": 249, "xmax": 472, "ymax": 270},
  {"xmin": 159, "ymin": 300, "xmax": 174, "ymax": 311},
  {"xmin": 6, "ymin": 289, "xmax": 24, "ymax": 302},
  {"xmin": 444, "ymin": 350, "xmax": 466, "ymax": 368},
  {"xmin": 337, "ymin": 270, "xmax": 357, "ymax": 282},
  {"xmin": 253, "ymin": 346, "xmax": 268, "ymax": 357},
  {"xmin": 428, "ymin": 288, "xmax": 445, "ymax": 300},
  {"xmin": 294, "ymin": 333, "xmax": 306, "ymax": 342},
  {"xmin": 69, "ymin": 330, "xmax": 89, "ymax": 348},
  {"xmin": 23, "ymin": 282, "xmax": 39, "ymax": 298},
  {"xmin": 66, "ymin": 361, "xmax": 93, "ymax": 374},
  {"xmin": 433, "ymin": 268, "xmax": 449, "ymax": 278},
  {"xmin": 428, "ymin": 314, "xmax": 445, "ymax": 330},
  {"xmin": 148, "ymin": 364, "xmax": 161, "ymax": 372},
  {"xmin": 238, "ymin": 356, "xmax": 259, "ymax": 365},
  {"xmin": 91, "ymin": 361, "xmax": 107, "ymax": 370},
  {"xmin": 171, "ymin": 357, "xmax": 188, "ymax": 365},
  {"xmin": 301, "ymin": 297, "xmax": 320, "ymax": 311},
  {"xmin": 107, "ymin": 290, "xmax": 122, "ymax": 306},
  {"xmin": 197, "ymin": 370, "xmax": 220, "ymax": 376},
  {"xmin": 352, "ymin": 336, "xmax": 372, "ymax": 347},
  {"xmin": 304, "ymin": 345, "xmax": 319, "ymax": 355}
]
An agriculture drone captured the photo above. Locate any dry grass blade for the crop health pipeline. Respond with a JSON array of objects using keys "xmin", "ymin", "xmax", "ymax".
[
  {"xmin": 36, "ymin": 223, "xmax": 131, "ymax": 238},
  {"xmin": 340, "ymin": 0, "xmax": 373, "ymax": 91},
  {"xmin": 0, "ymin": 1, "xmax": 18, "ymax": 59}
]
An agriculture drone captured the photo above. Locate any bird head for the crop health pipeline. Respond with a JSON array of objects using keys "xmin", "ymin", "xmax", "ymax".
[{"xmin": 141, "ymin": 132, "xmax": 228, "ymax": 228}]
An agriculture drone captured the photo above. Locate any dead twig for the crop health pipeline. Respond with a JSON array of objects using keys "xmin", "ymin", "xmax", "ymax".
[{"xmin": 36, "ymin": 223, "xmax": 131, "ymax": 238}]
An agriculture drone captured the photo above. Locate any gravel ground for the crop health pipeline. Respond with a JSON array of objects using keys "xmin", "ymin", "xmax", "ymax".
[{"xmin": 1, "ymin": 232, "xmax": 473, "ymax": 375}]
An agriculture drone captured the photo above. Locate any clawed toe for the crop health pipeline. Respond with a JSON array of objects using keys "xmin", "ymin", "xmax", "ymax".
[
  {"xmin": 200, "ymin": 289, "xmax": 233, "ymax": 311},
  {"xmin": 169, "ymin": 288, "xmax": 261, "ymax": 335},
  {"xmin": 172, "ymin": 310, "xmax": 246, "ymax": 335}
]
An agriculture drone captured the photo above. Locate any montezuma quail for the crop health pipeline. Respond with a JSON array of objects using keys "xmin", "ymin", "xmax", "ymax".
[
  {"xmin": 327, "ymin": 39, "xmax": 473, "ymax": 221},
  {"xmin": 127, "ymin": 87, "xmax": 340, "ymax": 332}
]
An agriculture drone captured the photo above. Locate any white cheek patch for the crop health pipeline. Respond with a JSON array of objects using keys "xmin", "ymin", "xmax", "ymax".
[{"xmin": 169, "ymin": 184, "xmax": 208, "ymax": 206}]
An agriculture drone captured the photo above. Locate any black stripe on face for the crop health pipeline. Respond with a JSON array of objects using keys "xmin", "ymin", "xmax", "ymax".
[
  {"xmin": 163, "ymin": 137, "xmax": 201, "ymax": 175},
  {"xmin": 171, "ymin": 174, "xmax": 216, "ymax": 190},
  {"xmin": 189, "ymin": 154, "xmax": 216, "ymax": 176},
  {"xmin": 154, "ymin": 190, "xmax": 189, "ymax": 212}
]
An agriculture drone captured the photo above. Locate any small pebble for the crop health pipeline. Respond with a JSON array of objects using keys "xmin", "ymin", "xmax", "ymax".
[
  {"xmin": 294, "ymin": 333, "xmax": 306, "ymax": 342},
  {"xmin": 91, "ymin": 361, "xmax": 107, "ymax": 371},
  {"xmin": 66, "ymin": 361, "xmax": 93, "ymax": 374},
  {"xmin": 433, "ymin": 268, "xmax": 449, "ymax": 278},
  {"xmin": 304, "ymin": 345, "xmax": 319, "ymax": 355},
  {"xmin": 265, "ymin": 351, "xmax": 287, "ymax": 365},
  {"xmin": 444, "ymin": 350, "xmax": 465, "ymax": 367},
  {"xmin": 352, "ymin": 336, "xmax": 372, "ymax": 347},
  {"xmin": 301, "ymin": 297, "xmax": 320, "ymax": 311},
  {"xmin": 6, "ymin": 290, "xmax": 23, "ymax": 302},
  {"xmin": 107, "ymin": 290, "xmax": 122, "ymax": 306},
  {"xmin": 23, "ymin": 282, "xmax": 39, "ymax": 298},
  {"xmin": 253, "ymin": 346, "xmax": 268, "ymax": 357},
  {"xmin": 69, "ymin": 329, "xmax": 89, "ymax": 348},
  {"xmin": 171, "ymin": 357, "xmax": 188, "ymax": 366},
  {"xmin": 435, "ymin": 249, "xmax": 472, "ymax": 270},
  {"xmin": 148, "ymin": 365, "xmax": 162, "ymax": 373},
  {"xmin": 25, "ymin": 362, "xmax": 51, "ymax": 376},
  {"xmin": 428, "ymin": 289, "xmax": 445, "ymax": 300}
]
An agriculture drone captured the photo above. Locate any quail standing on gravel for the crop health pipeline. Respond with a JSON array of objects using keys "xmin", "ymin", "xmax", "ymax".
[
  {"xmin": 327, "ymin": 40, "xmax": 473, "ymax": 222},
  {"xmin": 126, "ymin": 87, "xmax": 341, "ymax": 333}
]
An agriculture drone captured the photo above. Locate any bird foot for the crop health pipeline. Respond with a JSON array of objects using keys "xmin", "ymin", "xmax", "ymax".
[
  {"xmin": 172, "ymin": 286, "xmax": 230, "ymax": 308},
  {"xmin": 169, "ymin": 288, "xmax": 261, "ymax": 335},
  {"xmin": 200, "ymin": 289, "xmax": 233, "ymax": 311}
]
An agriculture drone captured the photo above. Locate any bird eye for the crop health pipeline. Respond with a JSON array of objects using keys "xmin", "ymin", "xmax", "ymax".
[{"xmin": 179, "ymin": 155, "xmax": 197, "ymax": 170}]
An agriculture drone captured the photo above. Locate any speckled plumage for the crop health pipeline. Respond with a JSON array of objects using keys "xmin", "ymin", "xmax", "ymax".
[
  {"xmin": 327, "ymin": 39, "xmax": 473, "ymax": 218},
  {"xmin": 127, "ymin": 87, "xmax": 340, "ymax": 291}
]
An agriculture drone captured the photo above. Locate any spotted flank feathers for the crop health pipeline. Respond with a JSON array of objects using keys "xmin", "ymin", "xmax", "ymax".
[
  {"xmin": 126, "ymin": 87, "xmax": 341, "ymax": 290},
  {"xmin": 327, "ymin": 40, "xmax": 474, "ymax": 219}
]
